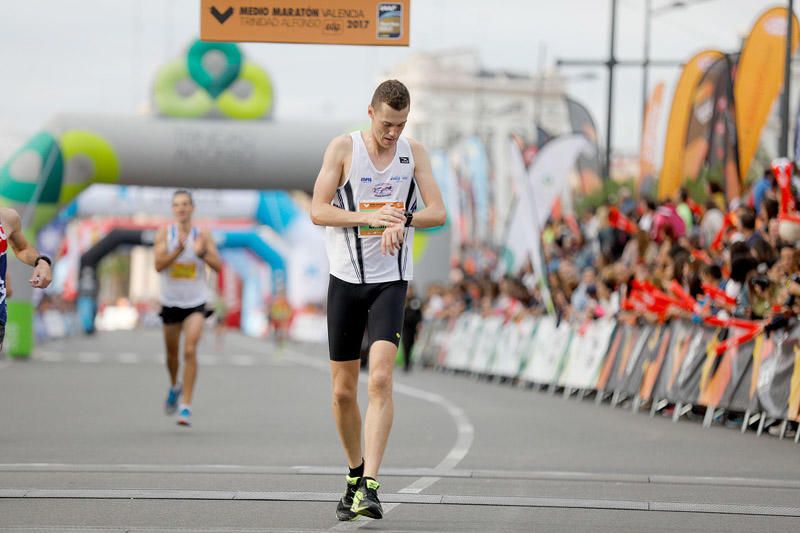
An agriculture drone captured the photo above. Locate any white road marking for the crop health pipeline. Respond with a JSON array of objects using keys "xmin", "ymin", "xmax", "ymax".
[
  {"xmin": 398, "ymin": 476, "xmax": 441, "ymax": 494},
  {"xmin": 198, "ymin": 355, "xmax": 220, "ymax": 366},
  {"xmin": 77, "ymin": 352, "xmax": 102, "ymax": 363},
  {"xmin": 117, "ymin": 353, "xmax": 140, "ymax": 364},
  {"xmin": 3, "ymin": 488, "xmax": 797, "ymax": 518},
  {"xmin": 230, "ymin": 355, "xmax": 256, "ymax": 366},
  {"xmin": 1, "ymin": 463, "xmax": 797, "ymax": 490},
  {"xmin": 36, "ymin": 350, "xmax": 63, "ymax": 362}
]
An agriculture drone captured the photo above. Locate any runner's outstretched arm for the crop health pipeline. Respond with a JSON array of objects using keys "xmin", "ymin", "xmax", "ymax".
[
  {"xmin": 311, "ymin": 136, "xmax": 406, "ymax": 229},
  {"xmin": 4, "ymin": 208, "xmax": 52, "ymax": 288}
]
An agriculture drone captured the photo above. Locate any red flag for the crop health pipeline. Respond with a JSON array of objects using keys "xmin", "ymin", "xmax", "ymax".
[
  {"xmin": 608, "ymin": 207, "xmax": 637, "ymax": 234},
  {"xmin": 714, "ymin": 327, "xmax": 761, "ymax": 355},
  {"xmin": 710, "ymin": 213, "xmax": 732, "ymax": 251},
  {"xmin": 772, "ymin": 157, "xmax": 795, "ymax": 216},
  {"xmin": 701, "ymin": 282, "xmax": 736, "ymax": 305},
  {"xmin": 669, "ymin": 280, "xmax": 697, "ymax": 312}
]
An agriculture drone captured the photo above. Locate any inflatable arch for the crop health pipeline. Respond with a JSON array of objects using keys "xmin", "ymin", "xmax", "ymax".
[
  {"xmin": 77, "ymin": 226, "xmax": 286, "ymax": 334},
  {"xmin": 0, "ymin": 40, "xmax": 345, "ymax": 356},
  {"xmin": 66, "ymin": 186, "xmax": 300, "ymax": 234}
]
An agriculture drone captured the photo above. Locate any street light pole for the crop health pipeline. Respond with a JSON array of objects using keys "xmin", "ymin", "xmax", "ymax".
[
  {"xmin": 605, "ymin": 0, "xmax": 618, "ymax": 179},
  {"xmin": 780, "ymin": 0, "xmax": 794, "ymax": 158},
  {"xmin": 642, "ymin": 0, "xmax": 652, "ymax": 135}
]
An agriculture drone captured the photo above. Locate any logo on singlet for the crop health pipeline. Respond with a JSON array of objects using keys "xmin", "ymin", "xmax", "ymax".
[
  {"xmin": 399, "ymin": 156, "xmax": 409, "ymax": 164},
  {"xmin": 373, "ymin": 183, "xmax": 393, "ymax": 197},
  {"xmin": 361, "ymin": 176, "xmax": 373, "ymax": 183}
]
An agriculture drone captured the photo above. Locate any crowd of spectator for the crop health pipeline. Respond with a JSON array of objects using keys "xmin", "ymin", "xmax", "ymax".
[{"xmin": 421, "ymin": 163, "xmax": 800, "ymax": 336}]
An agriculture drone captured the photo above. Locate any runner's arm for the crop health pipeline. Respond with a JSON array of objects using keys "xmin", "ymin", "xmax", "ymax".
[
  {"xmin": 154, "ymin": 227, "xmax": 184, "ymax": 272},
  {"xmin": 310, "ymin": 136, "xmax": 405, "ymax": 228},
  {"xmin": 408, "ymin": 140, "xmax": 446, "ymax": 229},
  {"xmin": 198, "ymin": 230, "xmax": 222, "ymax": 273},
  {"xmin": 3, "ymin": 208, "xmax": 52, "ymax": 288}
]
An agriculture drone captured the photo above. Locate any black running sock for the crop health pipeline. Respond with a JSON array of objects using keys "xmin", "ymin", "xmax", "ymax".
[{"xmin": 349, "ymin": 460, "xmax": 364, "ymax": 479}]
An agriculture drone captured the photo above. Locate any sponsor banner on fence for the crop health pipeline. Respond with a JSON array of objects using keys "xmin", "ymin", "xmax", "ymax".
[
  {"xmin": 414, "ymin": 315, "xmax": 800, "ymax": 424},
  {"xmin": 491, "ymin": 318, "xmax": 538, "ymax": 378},
  {"xmin": 521, "ymin": 317, "xmax": 572, "ymax": 384},
  {"xmin": 559, "ymin": 319, "xmax": 615, "ymax": 390}
]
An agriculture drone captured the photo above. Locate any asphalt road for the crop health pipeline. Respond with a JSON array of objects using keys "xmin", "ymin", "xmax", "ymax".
[{"xmin": 0, "ymin": 328, "xmax": 797, "ymax": 532}]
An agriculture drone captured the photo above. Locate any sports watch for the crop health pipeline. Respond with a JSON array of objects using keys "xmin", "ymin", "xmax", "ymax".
[{"xmin": 404, "ymin": 211, "xmax": 414, "ymax": 228}]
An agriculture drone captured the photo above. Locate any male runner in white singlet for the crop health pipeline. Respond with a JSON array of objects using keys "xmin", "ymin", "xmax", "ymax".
[
  {"xmin": 311, "ymin": 80, "xmax": 446, "ymax": 520},
  {"xmin": 154, "ymin": 190, "xmax": 221, "ymax": 427}
]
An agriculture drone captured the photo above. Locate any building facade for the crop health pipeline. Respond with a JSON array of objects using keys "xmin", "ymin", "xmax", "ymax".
[{"xmin": 385, "ymin": 50, "xmax": 572, "ymax": 243}]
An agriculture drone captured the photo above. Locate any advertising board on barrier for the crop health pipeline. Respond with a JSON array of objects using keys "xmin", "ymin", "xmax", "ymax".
[
  {"xmin": 412, "ymin": 315, "xmax": 800, "ymax": 426},
  {"xmin": 491, "ymin": 318, "xmax": 537, "ymax": 378},
  {"xmin": 653, "ymin": 320, "xmax": 692, "ymax": 402},
  {"xmin": 469, "ymin": 316, "xmax": 505, "ymax": 374},
  {"xmin": 442, "ymin": 314, "xmax": 483, "ymax": 371},
  {"xmin": 521, "ymin": 317, "xmax": 572, "ymax": 385},
  {"xmin": 559, "ymin": 318, "xmax": 616, "ymax": 390}
]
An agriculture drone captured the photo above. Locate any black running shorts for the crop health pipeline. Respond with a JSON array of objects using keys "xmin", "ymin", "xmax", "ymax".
[
  {"xmin": 160, "ymin": 304, "xmax": 211, "ymax": 325},
  {"xmin": 327, "ymin": 275, "xmax": 408, "ymax": 362}
]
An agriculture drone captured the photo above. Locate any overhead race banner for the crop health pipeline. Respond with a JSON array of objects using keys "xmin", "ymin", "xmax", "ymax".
[
  {"xmin": 658, "ymin": 49, "xmax": 722, "ymax": 200},
  {"xmin": 200, "ymin": 0, "xmax": 410, "ymax": 46},
  {"xmin": 735, "ymin": 6, "xmax": 799, "ymax": 180}
]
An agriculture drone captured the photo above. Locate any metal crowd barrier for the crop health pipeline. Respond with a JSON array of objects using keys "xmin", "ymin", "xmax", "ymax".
[{"xmin": 411, "ymin": 314, "xmax": 800, "ymax": 443}]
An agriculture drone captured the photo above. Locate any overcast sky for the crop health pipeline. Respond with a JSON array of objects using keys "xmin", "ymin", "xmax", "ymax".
[{"xmin": 0, "ymin": 0, "xmax": 786, "ymax": 159}]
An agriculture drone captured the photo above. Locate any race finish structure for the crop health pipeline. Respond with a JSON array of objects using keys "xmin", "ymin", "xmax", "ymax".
[{"xmin": 201, "ymin": 0, "xmax": 410, "ymax": 46}]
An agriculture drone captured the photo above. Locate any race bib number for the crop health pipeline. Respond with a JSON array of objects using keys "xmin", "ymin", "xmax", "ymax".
[
  {"xmin": 358, "ymin": 201, "xmax": 404, "ymax": 237},
  {"xmin": 169, "ymin": 262, "xmax": 197, "ymax": 280}
]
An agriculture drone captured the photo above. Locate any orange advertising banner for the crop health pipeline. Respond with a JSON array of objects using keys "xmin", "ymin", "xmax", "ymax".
[
  {"xmin": 638, "ymin": 81, "xmax": 665, "ymax": 194},
  {"xmin": 735, "ymin": 6, "xmax": 799, "ymax": 180},
  {"xmin": 200, "ymin": 0, "xmax": 410, "ymax": 46},
  {"xmin": 658, "ymin": 50, "xmax": 722, "ymax": 200}
]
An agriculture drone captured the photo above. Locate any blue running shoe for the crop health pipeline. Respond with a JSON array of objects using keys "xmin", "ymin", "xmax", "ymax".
[
  {"xmin": 177, "ymin": 406, "xmax": 192, "ymax": 427},
  {"xmin": 165, "ymin": 384, "xmax": 182, "ymax": 415}
]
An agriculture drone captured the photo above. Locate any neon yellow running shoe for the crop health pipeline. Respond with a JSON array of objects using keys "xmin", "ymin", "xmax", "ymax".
[{"xmin": 350, "ymin": 477, "xmax": 382, "ymax": 519}]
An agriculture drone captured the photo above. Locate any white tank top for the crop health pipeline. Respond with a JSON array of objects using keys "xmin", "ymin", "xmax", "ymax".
[
  {"xmin": 326, "ymin": 131, "xmax": 417, "ymax": 284},
  {"xmin": 159, "ymin": 225, "xmax": 208, "ymax": 308}
]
